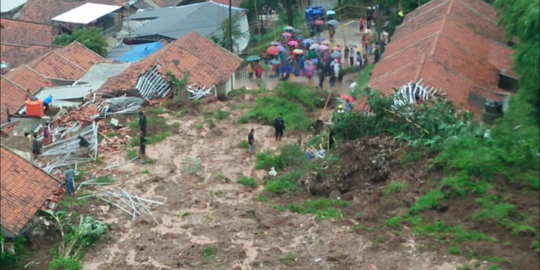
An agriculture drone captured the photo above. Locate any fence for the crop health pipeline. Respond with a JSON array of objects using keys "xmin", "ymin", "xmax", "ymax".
[{"xmin": 101, "ymin": 26, "xmax": 116, "ymax": 38}]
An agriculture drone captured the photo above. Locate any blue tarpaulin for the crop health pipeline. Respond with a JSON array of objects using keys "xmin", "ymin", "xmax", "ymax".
[{"xmin": 114, "ymin": 41, "xmax": 164, "ymax": 63}]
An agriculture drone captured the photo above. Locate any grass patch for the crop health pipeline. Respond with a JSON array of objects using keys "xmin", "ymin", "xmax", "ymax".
[
  {"xmin": 126, "ymin": 149, "xmax": 137, "ymax": 160},
  {"xmin": 264, "ymin": 170, "xmax": 305, "ymax": 194},
  {"xmin": 255, "ymin": 194, "xmax": 270, "ymax": 203},
  {"xmin": 286, "ymin": 198, "xmax": 348, "ymax": 222},
  {"xmin": 255, "ymin": 144, "xmax": 307, "ymax": 171},
  {"xmin": 201, "ymin": 246, "xmax": 215, "ymax": 264},
  {"xmin": 141, "ymin": 169, "xmax": 150, "ymax": 175},
  {"xmin": 240, "ymin": 83, "xmax": 318, "ymax": 131},
  {"xmin": 96, "ymin": 175, "xmax": 114, "ymax": 183},
  {"xmin": 409, "ymin": 189, "xmax": 446, "ymax": 214},
  {"xmin": 385, "ymin": 216, "xmax": 402, "ymax": 228},
  {"xmin": 350, "ymin": 64, "xmax": 374, "ymax": 98},
  {"xmin": 279, "ymin": 252, "xmax": 297, "ymax": 264},
  {"xmin": 383, "ymin": 182, "xmax": 408, "ymax": 196},
  {"xmin": 237, "ymin": 140, "xmax": 249, "ymax": 148},
  {"xmin": 106, "ymin": 131, "xmax": 118, "ymax": 137},
  {"xmin": 236, "ymin": 176, "xmax": 258, "ymax": 188},
  {"xmin": 214, "ymin": 109, "xmax": 229, "ymax": 120},
  {"xmin": 448, "ymin": 246, "xmax": 461, "ymax": 255}
]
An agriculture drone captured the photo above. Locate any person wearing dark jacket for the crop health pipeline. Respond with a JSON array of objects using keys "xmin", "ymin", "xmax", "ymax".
[
  {"xmin": 274, "ymin": 114, "xmax": 285, "ymax": 141},
  {"xmin": 32, "ymin": 134, "xmax": 40, "ymax": 160},
  {"xmin": 139, "ymin": 130, "xmax": 147, "ymax": 163},
  {"xmin": 138, "ymin": 111, "xmax": 147, "ymax": 137},
  {"xmin": 328, "ymin": 129, "xmax": 335, "ymax": 149},
  {"xmin": 78, "ymin": 135, "xmax": 90, "ymax": 155}
]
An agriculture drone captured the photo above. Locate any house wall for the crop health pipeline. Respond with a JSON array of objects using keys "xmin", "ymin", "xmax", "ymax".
[
  {"xmin": 236, "ymin": 13, "xmax": 250, "ymax": 53},
  {"xmin": 1, "ymin": 226, "xmax": 16, "ymax": 238}
]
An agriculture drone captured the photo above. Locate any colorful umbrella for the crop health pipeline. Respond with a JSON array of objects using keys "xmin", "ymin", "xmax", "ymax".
[
  {"xmin": 303, "ymin": 38, "xmax": 314, "ymax": 44},
  {"xmin": 326, "ymin": 10, "xmax": 336, "ymax": 15},
  {"xmin": 267, "ymin": 46, "xmax": 279, "ymax": 55},
  {"xmin": 314, "ymin": 20, "xmax": 325, "ymax": 26},
  {"xmin": 282, "ymin": 32, "xmax": 292, "ymax": 37},
  {"xmin": 332, "ymin": 46, "xmax": 341, "ymax": 51},
  {"xmin": 246, "ymin": 55, "xmax": 261, "ymax": 61},
  {"xmin": 318, "ymin": 45, "xmax": 329, "ymax": 51},
  {"xmin": 294, "ymin": 35, "xmax": 304, "ymax": 41},
  {"xmin": 271, "ymin": 41, "xmax": 280, "ymax": 46},
  {"xmin": 316, "ymin": 36, "xmax": 325, "ymax": 42},
  {"xmin": 309, "ymin": 43, "xmax": 319, "ymax": 50},
  {"xmin": 312, "ymin": 58, "xmax": 319, "ymax": 64},
  {"xmin": 327, "ymin": 20, "xmax": 340, "ymax": 26},
  {"xmin": 321, "ymin": 40, "xmax": 331, "ymax": 45},
  {"xmin": 331, "ymin": 51, "xmax": 342, "ymax": 58},
  {"xmin": 269, "ymin": 59, "xmax": 281, "ymax": 65},
  {"xmin": 288, "ymin": 40, "xmax": 299, "ymax": 46},
  {"xmin": 292, "ymin": 49, "xmax": 304, "ymax": 55},
  {"xmin": 341, "ymin": 94, "xmax": 356, "ymax": 102},
  {"xmin": 277, "ymin": 45, "xmax": 286, "ymax": 52},
  {"xmin": 283, "ymin": 26, "xmax": 294, "ymax": 31}
]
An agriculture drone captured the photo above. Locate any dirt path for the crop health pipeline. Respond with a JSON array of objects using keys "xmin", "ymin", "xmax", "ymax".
[{"xmin": 80, "ymin": 101, "xmax": 469, "ymax": 270}]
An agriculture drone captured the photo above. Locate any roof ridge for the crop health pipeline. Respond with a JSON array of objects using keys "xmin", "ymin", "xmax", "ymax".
[
  {"xmin": 427, "ymin": 56, "xmax": 509, "ymax": 95},
  {"xmin": 391, "ymin": 17, "xmax": 444, "ymax": 43},
  {"xmin": 175, "ymin": 43, "xmax": 228, "ymax": 76},
  {"xmin": 53, "ymin": 51, "xmax": 87, "ymax": 72},
  {"xmin": 429, "ymin": 32, "xmax": 442, "ymax": 56},
  {"xmin": 58, "ymin": 41, "xmax": 106, "ymax": 61},
  {"xmin": 369, "ymin": 60, "xmax": 421, "ymax": 84},
  {"xmin": 23, "ymin": 64, "xmax": 56, "ymax": 81},
  {"xmin": 413, "ymin": 54, "xmax": 427, "ymax": 82},
  {"xmin": 377, "ymin": 33, "xmax": 439, "ymax": 63},
  {"xmin": 456, "ymin": 0, "xmax": 498, "ymax": 24},
  {"xmin": 182, "ymin": 31, "xmax": 243, "ymax": 61},
  {"xmin": 0, "ymin": 17, "xmax": 53, "ymax": 27},
  {"xmin": 0, "ymin": 75, "xmax": 28, "ymax": 93},
  {"xmin": 398, "ymin": 0, "xmax": 449, "ymax": 26}
]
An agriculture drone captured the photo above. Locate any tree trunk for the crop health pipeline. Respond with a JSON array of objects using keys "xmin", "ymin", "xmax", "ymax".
[{"xmin": 281, "ymin": 0, "xmax": 295, "ymax": 26}]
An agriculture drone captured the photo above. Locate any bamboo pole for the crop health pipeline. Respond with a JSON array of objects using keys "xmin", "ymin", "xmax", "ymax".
[{"xmin": 320, "ymin": 90, "xmax": 333, "ymax": 120}]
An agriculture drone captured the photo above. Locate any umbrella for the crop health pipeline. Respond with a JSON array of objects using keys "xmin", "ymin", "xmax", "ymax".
[
  {"xmin": 326, "ymin": 10, "xmax": 336, "ymax": 15},
  {"xmin": 0, "ymin": 63, "xmax": 9, "ymax": 69},
  {"xmin": 316, "ymin": 36, "xmax": 325, "ymax": 42},
  {"xmin": 341, "ymin": 94, "xmax": 356, "ymax": 102},
  {"xmin": 282, "ymin": 32, "xmax": 291, "ymax": 37},
  {"xmin": 321, "ymin": 40, "xmax": 331, "ymax": 45},
  {"xmin": 271, "ymin": 41, "xmax": 280, "ymax": 46},
  {"xmin": 294, "ymin": 35, "xmax": 304, "ymax": 41},
  {"xmin": 267, "ymin": 46, "xmax": 279, "ymax": 55},
  {"xmin": 292, "ymin": 29, "xmax": 303, "ymax": 34},
  {"xmin": 327, "ymin": 20, "xmax": 340, "ymax": 26},
  {"xmin": 269, "ymin": 59, "xmax": 281, "ymax": 65},
  {"xmin": 312, "ymin": 58, "xmax": 319, "ymax": 64},
  {"xmin": 332, "ymin": 46, "xmax": 341, "ymax": 51},
  {"xmin": 331, "ymin": 51, "xmax": 342, "ymax": 58},
  {"xmin": 292, "ymin": 49, "xmax": 304, "ymax": 55},
  {"xmin": 309, "ymin": 43, "xmax": 319, "ymax": 50},
  {"xmin": 303, "ymin": 38, "xmax": 314, "ymax": 44},
  {"xmin": 277, "ymin": 45, "xmax": 286, "ymax": 52},
  {"xmin": 288, "ymin": 40, "xmax": 299, "ymax": 46},
  {"xmin": 318, "ymin": 45, "xmax": 329, "ymax": 51},
  {"xmin": 283, "ymin": 26, "xmax": 294, "ymax": 31},
  {"xmin": 314, "ymin": 20, "xmax": 325, "ymax": 26},
  {"xmin": 246, "ymin": 55, "xmax": 261, "ymax": 61}
]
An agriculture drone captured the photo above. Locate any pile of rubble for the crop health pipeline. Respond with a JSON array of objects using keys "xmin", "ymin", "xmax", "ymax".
[{"xmin": 97, "ymin": 127, "xmax": 133, "ymax": 159}]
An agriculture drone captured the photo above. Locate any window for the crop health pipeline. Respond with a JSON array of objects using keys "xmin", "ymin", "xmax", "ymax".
[{"xmin": 498, "ymin": 73, "xmax": 519, "ymax": 92}]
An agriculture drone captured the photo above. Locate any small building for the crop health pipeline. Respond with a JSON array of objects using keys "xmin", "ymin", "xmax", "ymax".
[
  {"xmin": 98, "ymin": 31, "xmax": 242, "ymax": 99},
  {"xmin": 0, "ymin": 145, "xmax": 62, "ymax": 237},
  {"xmin": 127, "ymin": 1, "xmax": 250, "ymax": 53},
  {"xmin": 369, "ymin": 0, "xmax": 517, "ymax": 114},
  {"xmin": 51, "ymin": 3, "xmax": 124, "ymax": 37},
  {"xmin": 0, "ymin": 0, "xmax": 28, "ymax": 18}
]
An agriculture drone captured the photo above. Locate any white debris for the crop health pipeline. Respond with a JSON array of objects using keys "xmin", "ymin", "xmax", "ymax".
[{"xmin": 269, "ymin": 167, "xmax": 277, "ymax": 177}]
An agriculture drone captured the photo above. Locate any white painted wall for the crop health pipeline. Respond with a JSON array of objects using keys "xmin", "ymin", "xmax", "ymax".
[{"xmin": 236, "ymin": 13, "xmax": 250, "ymax": 53}]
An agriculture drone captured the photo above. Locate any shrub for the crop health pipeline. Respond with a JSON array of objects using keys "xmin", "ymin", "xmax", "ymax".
[
  {"xmin": 384, "ymin": 182, "xmax": 408, "ymax": 196},
  {"xmin": 237, "ymin": 176, "xmax": 257, "ymax": 188},
  {"xmin": 214, "ymin": 109, "xmax": 229, "ymax": 120},
  {"xmin": 409, "ymin": 190, "xmax": 445, "ymax": 214}
]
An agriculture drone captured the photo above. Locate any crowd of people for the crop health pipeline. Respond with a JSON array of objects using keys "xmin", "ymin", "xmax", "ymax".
[{"xmin": 246, "ymin": 15, "xmax": 388, "ymax": 91}]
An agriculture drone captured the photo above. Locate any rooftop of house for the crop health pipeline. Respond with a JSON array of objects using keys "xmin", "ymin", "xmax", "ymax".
[
  {"xmin": 0, "ymin": 41, "xmax": 105, "ymax": 123},
  {"xmin": 368, "ymin": 0, "xmax": 515, "ymax": 114},
  {"xmin": 18, "ymin": 0, "xmax": 83, "ymax": 24},
  {"xmin": 0, "ymin": 18, "xmax": 54, "ymax": 46},
  {"xmin": 0, "ymin": 145, "xmax": 61, "ymax": 236},
  {"xmin": 98, "ymin": 31, "xmax": 242, "ymax": 94}
]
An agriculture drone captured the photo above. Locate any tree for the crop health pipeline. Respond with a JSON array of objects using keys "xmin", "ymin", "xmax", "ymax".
[
  {"xmin": 241, "ymin": 0, "xmax": 280, "ymax": 22},
  {"xmin": 494, "ymin": 0, "xmax": 540, "ymax": 122},
  {"xmin": 53, "ymin": 27, "xmax": 109, "ymax": 56},
  {"xmin": 210, "ymin": 12, "xmax": 246, "ymax": 52},
  {"xmin": 280, "ymin": 0, "xmax": 296, "ymax": 26}
]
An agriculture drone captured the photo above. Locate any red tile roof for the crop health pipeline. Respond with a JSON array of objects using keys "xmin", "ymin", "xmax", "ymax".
[
  {"xmin": 0, "ymin": 18, "xmax": 54, "ymax": 46},
  {"xmin": 18, "ymin": 0, "xmax": 84, "ymax": 24},
  {"xmin": 0, "ymin": 42, "xmax": 105, "ymax": 123},
  {"xmin": 0, "ymin": 44, "xmax": 58, "ymax": 69},
  {"xmin": 0, "ymin": 145, "xmax": 61, "ymax": 236},
  {"xmin": 369, "ymin": 0, "xmax": 514, "ymax": 114},
  {"xmin": 99, "ymin": 31, "xmax": 242, "ymax": 94}
]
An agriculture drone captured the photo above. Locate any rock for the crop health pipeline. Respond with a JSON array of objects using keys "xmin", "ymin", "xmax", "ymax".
[
  {"xmin": 328, "ymin": 190, "xmax": 341, "ymax": 200},
  {"xmin": 469, "ymin": 259, "xmax": 480, "ymax": 268},
  {"xmin": 314, "ymin": 258, "xmax": 322, "ymax": 263}
]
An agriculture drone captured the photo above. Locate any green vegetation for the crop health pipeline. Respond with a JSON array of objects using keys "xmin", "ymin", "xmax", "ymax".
[
  {"xmin": 42, "ymin": 210, "xmax": 109, "ymax": 270},
  {"xmin": 383, "ymin": 182, "xmax": 408, "ymax": 196},
  {"xmin": 286, "ymin": 198, "xmax": 349, "ymax": 222},
  {"xmin": 240, "ymin": 82, "xmax": 324, "ymax": 131},
  {"xmin": 210, "ymin": 12, "xmax": 245, "ymax": 52},
  {"xmin": 128, "ymin": 116, "xmax": 176, "ymax": 146},
  {"xmin": 214, "ymin": 109, "xmax": 229, "ymax": 120},
  {"xmin": 236, "ymin": 176, "xmax": 258, "ymax": 188},
  {"xmin": 0, "ymin": 233, "xmax": 26, "ymax": 269},
  {"xmin": 201, "ymin": 246, "xmax": 216, "ymax": 264},
  {"xmin": 53, "ymin": 27, "xmax": 108, "ymax": 56}
]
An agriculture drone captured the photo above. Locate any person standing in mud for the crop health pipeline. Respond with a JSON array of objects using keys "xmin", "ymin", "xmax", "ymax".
[
  {"xmin": 138, "ymin": 110, "xmax": 147, "ymax": 137},
  {"xmin": 274, "ymin": 114, "xmax": 285, "ymax": 141},
  {"xmin": 248, "ymin": 129, "xmax": 255, "ymax": 157}
]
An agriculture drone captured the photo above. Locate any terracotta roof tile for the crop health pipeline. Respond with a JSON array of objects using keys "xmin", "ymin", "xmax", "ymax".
[
  {"xmin": 0, "ymin": 145, "xmax": 61, "ymax": 235},
  {"xmin": 28, "ymin": 52, "xmax": 86, "ymax": 80},
  {"xmin": 19, "ymin": 0, "xmax": 83, "ymax": 24},
  {"xmin": 370, "ymin": 0, "xmax": 514, "ymax": 114},
  {"xmin": 0, "ymin": 77, "xmax": 28, "ymax": 123},
  {"xmin": 0, "ymin": 18, "xmax": 54, "ymax": 46},
  {"xmin": 99, "ymin": 31, "xmax": 242, "ymax": 94},
  {"xmin": 0, "ymin": 44, "xmax": 57, "ymax": 69},
  {"xmin": 56, "ymin": 42, "xmax": 105, "ymax": 70},
  {"xmin": 3, "ymin": 66, "xmax": 56, "ymax": 94}
]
